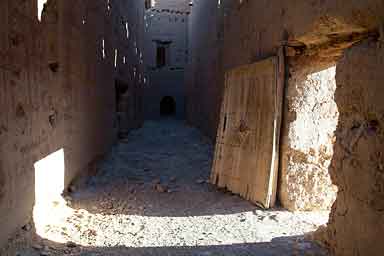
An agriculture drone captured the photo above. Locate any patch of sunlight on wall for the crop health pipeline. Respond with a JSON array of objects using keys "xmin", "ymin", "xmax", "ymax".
[
  {"xmin": 33, "ymin": 148, "xmax": 68, "ymax": 240},
  {"xmin": 37, "ymin": 0, "xmax": 48, "ymax": 21}
]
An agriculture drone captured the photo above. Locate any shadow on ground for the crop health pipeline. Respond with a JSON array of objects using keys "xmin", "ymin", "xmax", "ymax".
[{"xmin": 67, "ymin": 120, "xmax": 261, "ymax": 217}]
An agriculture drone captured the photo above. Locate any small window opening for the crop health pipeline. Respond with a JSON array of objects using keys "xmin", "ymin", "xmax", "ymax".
[
  {"xmin": 125, "ymin": 22, "xmax": 130, "ymax": 39},
  {"xmin": 115, "ymin": 80, "xmax": 129, "ymax": 136},
  {"xmin": 48, "ymin": 62, "xmax": 59, "ymax": 73},
  {"xmin": 223, "ymin": 115, "xmax": 227, "ymax": 133},
  {"xmin": 114, "ymin": 49, "xmax": 118, "ymax": 68},
  {"xmin": 107, "ymin": 0, "xmax": 111, "ymax": 11},
  {"xmin": 102, "ymin": 38, "xmax": 106, "ymax": 59},
  {"xmin": 155, "ymin": 41, "xmax": 171, "ymax": 68},
  {"xmin": 157, "ymin": 46, "xmax": 166, "ymax": 67}
]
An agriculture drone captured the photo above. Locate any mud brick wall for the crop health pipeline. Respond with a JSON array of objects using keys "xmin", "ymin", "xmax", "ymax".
[
  {"xmin": 0, "ymin": 0, "xmax": 145, "ymax": 247},
  {"xmin": 186, "ymin": 0, "xmax": 226, "ymax": 139},
  {"xmin": 325, "ymin": 39, "xmax": 384, "ymax": 256}
]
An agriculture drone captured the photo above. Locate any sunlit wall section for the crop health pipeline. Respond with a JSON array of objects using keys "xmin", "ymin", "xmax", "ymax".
[
  {"xmin": 33, "ymin": 149, "xmax": 68, "ymax": 240},
  {"xmin": 37, "ymin": 0, "xmax": 47, "ymax": 21},
  {"xmin": 34, "ymin": 149, "xmax": 65, "ymax": 206}
]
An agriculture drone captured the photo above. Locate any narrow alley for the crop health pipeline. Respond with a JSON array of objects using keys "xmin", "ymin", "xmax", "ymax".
[{"xmin": 1, "ymin": 1, "xmax": 383, "ymax": 256}]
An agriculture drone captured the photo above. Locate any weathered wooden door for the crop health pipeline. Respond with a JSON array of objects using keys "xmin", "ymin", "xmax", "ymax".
[{"xmin": 211, "ymin": 55, "xmax": 284, "ymax": 209}]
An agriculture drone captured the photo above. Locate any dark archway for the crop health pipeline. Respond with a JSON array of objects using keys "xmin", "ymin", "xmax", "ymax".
[{"xmin": 160, "ymin": 96, "xmax": 176, "ymax": 116}]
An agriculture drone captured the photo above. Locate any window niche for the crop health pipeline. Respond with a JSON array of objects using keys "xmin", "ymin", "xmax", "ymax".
[{"xmin": 155, "ymin": 41, "xmax": 172, "ymax": 68}]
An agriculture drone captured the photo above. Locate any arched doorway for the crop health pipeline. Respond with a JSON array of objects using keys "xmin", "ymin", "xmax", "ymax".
[{"xmin": 160, "ymin": 96, "xmax": 176, "ymax": 116}]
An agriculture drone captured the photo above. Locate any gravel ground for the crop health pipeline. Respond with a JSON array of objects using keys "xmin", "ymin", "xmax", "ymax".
[{"xmin": 6, "ymin": 120, "xmax": 330, "ymax": 256}]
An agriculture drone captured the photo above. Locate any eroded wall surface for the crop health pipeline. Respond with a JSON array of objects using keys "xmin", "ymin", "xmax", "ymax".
[
  {"xmin": 279, "ymin": 58, "xmax": 338, "ymax": 211},
  {"xmin": 0, "ymin": 0, "xmax": 145, "ymax": 247},
  {"xmin": 325, "ymin": 39, "xmax": 384, "ymax": 256},
  {"xmin": 0, "ymin": 0, "xmax": 45, "ymax": 247}
]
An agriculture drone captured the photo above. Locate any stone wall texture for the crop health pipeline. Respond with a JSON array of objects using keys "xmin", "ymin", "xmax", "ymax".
[
  {"xmin": 0, "ymin": 0, "xmax": 145, "ymax": 247},
  {"xmin": 279, "ymin": 58, "xmax": 338, "ymax": 211}
]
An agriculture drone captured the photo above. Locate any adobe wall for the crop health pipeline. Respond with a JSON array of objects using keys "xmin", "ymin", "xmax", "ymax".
[
  {"xmin": 112, "ymin": 0, "xmax": 146, "ymax": 135},
  {"xmin": 0, "ymin": 0, "xmax": 145, "ymax": 248},
  {"xmin": 186, "ymin": 0, "xmax": 226, "ymax": 139},
  {"xmin": 324, "ymin": 39, "xmax": 384, "ymax": 256}
]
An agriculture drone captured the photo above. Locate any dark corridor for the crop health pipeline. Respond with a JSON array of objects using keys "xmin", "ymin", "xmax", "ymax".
[{"xmin": 160, "ymin": 96, "xmax": 176, "ymax": 116}]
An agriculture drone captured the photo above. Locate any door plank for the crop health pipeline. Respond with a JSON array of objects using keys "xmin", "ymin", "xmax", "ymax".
[{"xmin": 211, "ymin": 56, "xmax": 283, "ymax": 209}]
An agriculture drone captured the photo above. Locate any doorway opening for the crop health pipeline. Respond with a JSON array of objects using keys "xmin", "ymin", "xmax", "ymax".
[
  {"xmin": 115, "ymin": 80, "xmax": 129, "ymax": 136},
  {"xmin": 160, "ymin": 96, "xmax": 176, "ymax": 116},
  {"xmin": 115, "ymin": 80, "xmax": 129, "ymax": 112}
]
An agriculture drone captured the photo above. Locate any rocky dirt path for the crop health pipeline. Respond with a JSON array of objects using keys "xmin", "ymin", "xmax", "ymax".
[{"xmin": 7, "ymin": 121, "xmax": 329, "ymax": 256}]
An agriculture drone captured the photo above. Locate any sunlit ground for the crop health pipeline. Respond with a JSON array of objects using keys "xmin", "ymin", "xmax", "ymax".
[{"xmin": 33, "ymin": 198, "xmax": 329, "ymax": 248}]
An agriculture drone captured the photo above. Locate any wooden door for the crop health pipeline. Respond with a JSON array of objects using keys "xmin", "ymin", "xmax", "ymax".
[{"xmin": 211, "ymin": 54, "xmax": 284, "ymax": 209}]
